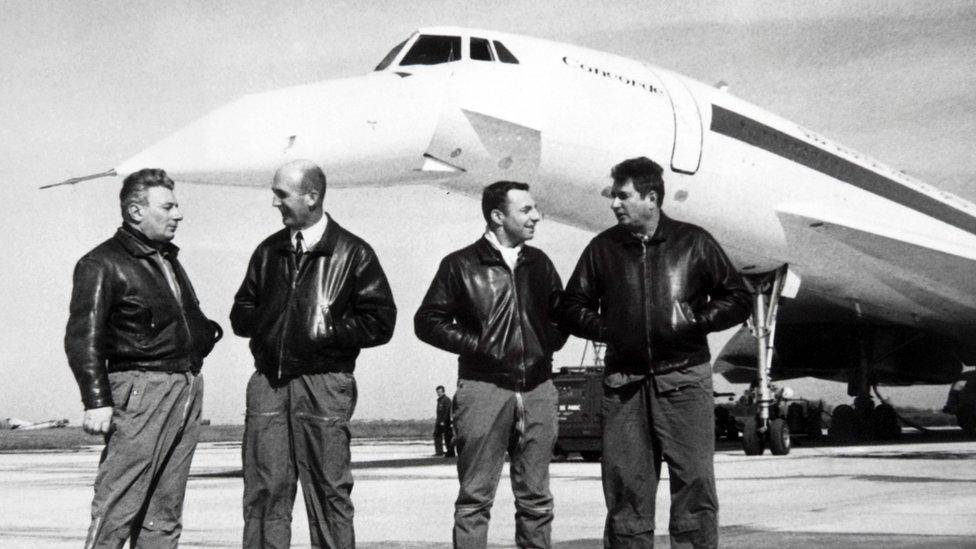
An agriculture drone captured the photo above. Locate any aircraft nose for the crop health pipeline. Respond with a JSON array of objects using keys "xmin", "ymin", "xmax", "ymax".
[{"xmin": 115, "ymin": 72, "xmax": 447, "ymax": 188}]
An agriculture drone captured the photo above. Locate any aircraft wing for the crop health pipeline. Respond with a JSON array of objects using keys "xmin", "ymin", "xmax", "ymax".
[
  {"xmin": 715, "ymin": 204, "xmax": 976, "ymax": 385},
  {"xmin": 775, "ymin": 203, "xmax": 976, "ymax": 322}
]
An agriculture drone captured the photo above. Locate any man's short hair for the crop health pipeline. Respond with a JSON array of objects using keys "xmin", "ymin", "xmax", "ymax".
[
  {"xmin": 481, "ymin": 180, "xmax": 530, "ymax": 223},
  {"xmin": 298, "ymin": 164, "xmax": 327, "ymax": 199},
  {"xmin": 436, "ymin": 385, "xmax": 445, "ymax": 392},
  {"xmin": 611, "ymin": 157, "xmax": 665, "ymax": 206},
  {"xmin": 120, "ymin": 168, "xmax": 175, "ymax": 221}
]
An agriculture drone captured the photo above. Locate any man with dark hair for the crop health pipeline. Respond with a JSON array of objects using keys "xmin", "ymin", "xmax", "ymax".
[
  {"xmin": 415, "ymin": 180, "xmax": 566, "ymax": 548},
  {"xmin": 65, "ymin": 168, "xmax": 222, "ymax": 548},
  {"xmin": 559, "ymin": 157, "xmax": 751, "ymax": 548},
  {"xmin": 231, "ymin": 159, "xmax": 397, "ymax": 548},
  {"xmin": 433, "ymin": 385, "xmax": 455, "ymax": 457}
]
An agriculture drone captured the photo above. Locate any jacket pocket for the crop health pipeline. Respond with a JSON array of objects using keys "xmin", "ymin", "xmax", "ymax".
[
  {"xmin": 670, "ymin": 300, "xmax": 702, "ymax": 340},
  {"xmin": 108, "ymin": 372, "xmax": 148, "ymax": 412},
  {"xmin": 308, "ymin": 304, "xmax": 336, "ymax": 346}
]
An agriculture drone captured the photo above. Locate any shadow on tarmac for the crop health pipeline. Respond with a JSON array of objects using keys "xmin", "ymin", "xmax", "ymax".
[
  {"xmin": 355, "ymin": 527, "xmax": 974, "ymax": 548},
  {"xmin": 716, "ymin": 426, "xmax": 974, "ymax": 454},
  {"xmin": 357, "ymin": 526, "xmax": 973, "ymax": 549}
]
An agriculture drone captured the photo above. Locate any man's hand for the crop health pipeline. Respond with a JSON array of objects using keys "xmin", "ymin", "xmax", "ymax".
[{"xmin": 83, "ymin": 406, "xmax": 113, "ymax": 435}]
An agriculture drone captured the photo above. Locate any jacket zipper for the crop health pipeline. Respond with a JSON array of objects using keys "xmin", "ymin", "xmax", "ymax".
[
  {"xmin": 277, "ymin": 256, "xmax": 300, "ymax": 380},
  {"xmin": 640, "ymin": 240, "xmax": 653, "ymax": 370},
  {"xmin": 158, "ymin": 252, "xmax": 192, "ymax": 358},
  {"xmin": 509, "ymin": 260, "xmax": 527, "ymax": 389}
]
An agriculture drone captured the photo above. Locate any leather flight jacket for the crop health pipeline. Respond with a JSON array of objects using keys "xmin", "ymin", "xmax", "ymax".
[
  {"xmin": 414, "ymin": 237, "xmax": 568, "ymax": 392},
  {"xmin": 560, "ymin": 213, "xmax": 751, "ymax": 375},
  {"xmin": 230, "ymin": 217, "xmax": 397, "ymax": 379},
  {"xmin": 436, "ymin": 394, "xmax": 452, "ymax": 425},
  {"xmin": 65, "ymin": 226, "xmax": 223, "ymax": 410}
]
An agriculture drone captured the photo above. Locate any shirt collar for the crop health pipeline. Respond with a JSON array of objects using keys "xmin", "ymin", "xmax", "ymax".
[
  {"xmin": 291, "ymin": 212, "xmax": 329, "ymax": 251},
  {"xmin": 484, "ymin": 230, "xmax": 522, "ymax": 271},
  {"xmin": 483, "ymin": 230, "xmax": 523, "ymax": 254}
]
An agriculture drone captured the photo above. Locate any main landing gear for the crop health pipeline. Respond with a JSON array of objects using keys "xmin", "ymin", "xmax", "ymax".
[
  {"xmin": 827, "ymin": 324, "xmax": 910, "ymax": 442},
  {"xmin": 740, "ymin": 266, "xmax": 793, "ymax": 456}
]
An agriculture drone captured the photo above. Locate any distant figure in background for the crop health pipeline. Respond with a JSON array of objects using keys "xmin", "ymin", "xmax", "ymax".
[
  {"xmin": 231, "ymin": 159, "xmax": 397, "ymax": 548},
  {"xmin": 415, "ymin": 180, "xmax": 567, "ymax": 548},
  {"xmin": 65, "ymin": 168, "xmax": 222, "ymax": 548},
  {"xmin": 433, "ymin": 385, "xmax": 455, "ymax": 457}
]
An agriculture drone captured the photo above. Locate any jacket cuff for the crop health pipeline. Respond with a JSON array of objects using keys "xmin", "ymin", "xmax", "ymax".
[{"xmin": 82, "ymin": 390, "xmax": 114, "ymax": 411}]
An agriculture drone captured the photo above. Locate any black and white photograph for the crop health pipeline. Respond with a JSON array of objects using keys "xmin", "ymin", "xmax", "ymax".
[{"xmin": 1, "ymin": 1, "xmax": 975, "ymax": 547}]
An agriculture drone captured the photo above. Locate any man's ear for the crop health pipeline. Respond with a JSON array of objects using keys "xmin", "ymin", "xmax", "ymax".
[
  {"xmin": 128, "ymin": 203, "xmax": 143, "ymax": 222},
  {"xmin": 646, "ymin": 191, "xmax": 658, "ymax": 206},
  {"xmin": 489, "ymin": 208, "xmax": 506, "ymax": 227},
  {"xmin": 305, "ymin": 190, "xmax": 323, "ymax": 209}
]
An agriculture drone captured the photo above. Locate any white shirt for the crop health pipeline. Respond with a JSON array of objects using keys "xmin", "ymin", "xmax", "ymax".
[
  {"xmin": 484, "ymin": 230, "xmax": 521, "ymax": 271},
  {"xmin": 291, "ymin": 213, "xmax": 329, "ymax": 252}
]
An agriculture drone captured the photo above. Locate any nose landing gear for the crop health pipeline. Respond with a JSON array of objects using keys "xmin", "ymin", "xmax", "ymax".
[{"xmin": 740, "ymin": 266, "xmax": 793, "ymax": 456}]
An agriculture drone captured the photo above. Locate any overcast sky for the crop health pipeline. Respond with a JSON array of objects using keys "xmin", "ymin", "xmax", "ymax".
[{"xmin": 2, "ymin": 1, "xmax": 973, "ymax": 423}]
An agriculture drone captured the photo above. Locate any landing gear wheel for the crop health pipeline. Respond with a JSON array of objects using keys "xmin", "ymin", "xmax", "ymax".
[
  {"xmin": 829, "ymin": 404, "xmax": 857, "ymax": 441},
  {"xmin": 580, "ymin": 451, "xmax": 601, "ymax": 462},
  {"xmin": 742, "ymin": 416, "xmax": 765, "ymax": 456},
  {"xmin": 957, "ymin": 406, "xmax": 976, "ymax": 437},
  {"xmin": 871, "ymin": 403, "xmax": 901, "ymax": 440},
  {"xmin": 769, "ymin": 418, "xmax": 791, "ymax": 455}
]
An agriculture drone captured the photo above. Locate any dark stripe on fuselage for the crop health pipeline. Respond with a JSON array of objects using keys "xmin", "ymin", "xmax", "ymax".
[{"xmin": 709, "ymin": 104, "xmax": 976, "ymax": 237}]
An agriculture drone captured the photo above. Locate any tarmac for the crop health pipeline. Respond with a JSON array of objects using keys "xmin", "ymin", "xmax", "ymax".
[{"xmin": 1, "ymin": 430, "xmax": 975, "ymax": 548}]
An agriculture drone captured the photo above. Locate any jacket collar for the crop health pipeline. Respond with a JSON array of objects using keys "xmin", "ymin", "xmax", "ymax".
[
  {"xmin": 273, "ymin": 213, "xmax": 343, "ymax": 256},
  {"xmin": 611, "ymin": 212, "xmax": 675, "ymax": 247},
  {"xmin": 115, "ymin": 224, "xmax": 180, "ymax": 258},
  {"xmin": 473, "ymin": 235, "xmax": 538, "ymax": 266}
]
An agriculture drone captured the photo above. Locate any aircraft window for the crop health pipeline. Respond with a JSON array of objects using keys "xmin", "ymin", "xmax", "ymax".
[
  {"xmin": 374, "ymin": 38, "xmax": 408, "ymax": 71},
  {"xmin": 493, "ymin": 41, "xmax": 519, "ymax": 64},
  {"xmin": 471, "ymin": 37, "xmax": 494, "ymax": 61},
  {"xmin": 400, "ymin": 35, "xmax": 462, "ymax": 66}
]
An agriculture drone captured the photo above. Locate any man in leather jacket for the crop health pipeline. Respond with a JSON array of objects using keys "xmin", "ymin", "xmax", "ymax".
[
  {"xmin": 65, "ymin": 168, "xmax": 222, "ymax": 548},
  {"xmin": 559, "ymin": 157, "xmax": 750, "ymax": 549},
  {"xmin": 415, "ymin": 181, "xmax": 566, "ymax": 548},
  {"xmin": 433, "ymin": 385, "xmax": 455, "ymax": 457},
  {"xmin": 231, "ymin": 159, "xmax": 396, "ymax": 548}
]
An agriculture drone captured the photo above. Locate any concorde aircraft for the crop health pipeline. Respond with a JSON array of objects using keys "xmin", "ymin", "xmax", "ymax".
[{"xmin": 48, "ymin": 27, "xmax": 976, "ymax": 455}]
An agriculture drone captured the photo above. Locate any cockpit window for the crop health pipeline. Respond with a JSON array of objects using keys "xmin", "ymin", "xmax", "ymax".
[
  {"xmin": 374, "ymin": 38, "xmax": 408, "ymax": 71},
  {"xmin": 471, "ymin": 37, "xmax": 494, "ymax": 61},
  {"xmin": 400, "ymin": 35, "xmax": 462, "ymax": 66},
  {"xmin": 493, "ymin": 41, "xmax": 519, "ymax": 64}
]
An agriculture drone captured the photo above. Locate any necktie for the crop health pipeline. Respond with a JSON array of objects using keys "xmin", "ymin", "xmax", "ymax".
[{"xmin": 294, "ymin": 231, "xmax": 305, "ymax": 264}]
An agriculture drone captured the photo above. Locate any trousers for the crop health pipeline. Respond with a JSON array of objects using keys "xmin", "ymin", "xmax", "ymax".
[
  {"xmin": 242, "ymin": 371, "xmax": 357, "ymax": 549},
  {"xmin": 434, "ymin": 421, "xmax": 455, "ymax": 456},
  {"xmin": 452, "ymin": 378, "xmax": 558, "ymax": 548},
  {"xmin": 600, "ymin": 371, "xmax": 717, "ymax": 549},
  {"xmin": 85, "ymin": 370, "xmax": 203, "ymax": 549}
]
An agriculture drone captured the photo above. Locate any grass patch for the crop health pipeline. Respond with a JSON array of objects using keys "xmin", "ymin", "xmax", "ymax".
[{"xmin": 0, "ymin": 419, "xmax": 436, "ymax": 452}]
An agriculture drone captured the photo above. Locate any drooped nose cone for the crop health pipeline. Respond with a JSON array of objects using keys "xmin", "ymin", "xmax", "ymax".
[{"xmin": 116, "ymin": 72, "xmax": 448, "ymax": 187}]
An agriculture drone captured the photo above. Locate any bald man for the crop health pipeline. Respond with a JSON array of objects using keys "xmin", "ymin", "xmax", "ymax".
[{"xmin": 231, "ymin": 160, "xmax": 397, "ymax": 548}]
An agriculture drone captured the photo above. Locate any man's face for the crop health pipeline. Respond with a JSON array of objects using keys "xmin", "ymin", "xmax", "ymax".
[
  {"xmin": 132, "ymin": 186, "xmax": 182, "ymax": 242},
  {"xmin": 436, "ymin": 388, "xmax": 445, "ymax": 398},
  {"xmin": 610, "ymin": 179, "xmax": 656, "ymax": 231},
  {"xmin": 494, "ymin": 189, "xmax": 541, "ymax": 245},
  {"xmin": 271, "ymin": 174, "xmax": 316, "ymax": 229}
]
